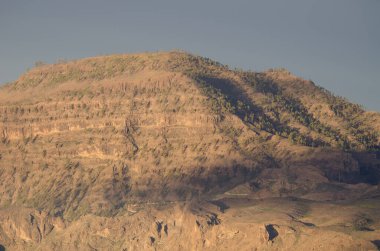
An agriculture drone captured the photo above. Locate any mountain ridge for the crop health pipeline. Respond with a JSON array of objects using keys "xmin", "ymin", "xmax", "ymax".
[
  {"xmin": 0, "ymin": 51, "xmax": 379, "ymax": 250},
  {"xmin": 2, "ymin": 51, "xmax": 379, "ymax": 149}
]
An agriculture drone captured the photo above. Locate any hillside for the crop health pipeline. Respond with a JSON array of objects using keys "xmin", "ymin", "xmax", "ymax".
[{"xmin": 0, "ymin": 51, "xmax": 379, "ymax": 250}]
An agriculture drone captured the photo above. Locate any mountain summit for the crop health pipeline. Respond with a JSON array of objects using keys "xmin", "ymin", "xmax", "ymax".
[{"xmin": 0, "ymin": 51, "xmax": 379, "ymax": 250}]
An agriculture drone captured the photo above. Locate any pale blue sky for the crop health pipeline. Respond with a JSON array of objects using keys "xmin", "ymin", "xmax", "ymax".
[{"xmin": 0, "ymin": 0, "xmax": 379, "ymax": 110}]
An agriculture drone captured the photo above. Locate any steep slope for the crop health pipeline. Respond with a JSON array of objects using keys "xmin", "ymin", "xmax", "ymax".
[{"xmin": 0, "ymin": 51, "xmax": 379, "ymax": 250}]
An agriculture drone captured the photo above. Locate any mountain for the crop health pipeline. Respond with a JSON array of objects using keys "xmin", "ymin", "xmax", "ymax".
[{"xmin": 0, "ymin": 51, "xmax": 379, "ymax": 250}]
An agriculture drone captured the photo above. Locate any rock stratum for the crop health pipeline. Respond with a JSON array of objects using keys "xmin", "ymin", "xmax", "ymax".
[{"xmin": 0, "ymin": 51, "xmax": 379, "ymax": 250}]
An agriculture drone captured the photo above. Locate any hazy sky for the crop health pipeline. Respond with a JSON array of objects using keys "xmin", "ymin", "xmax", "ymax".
[{"xmin": 1, "ymin": 0, "xmax": 379, "ymax": 111}]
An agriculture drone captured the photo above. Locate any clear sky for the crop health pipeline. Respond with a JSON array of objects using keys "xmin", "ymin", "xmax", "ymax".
[{"xmin": 1, "ymin": 0, "xmax": 379, "ymax": 111}]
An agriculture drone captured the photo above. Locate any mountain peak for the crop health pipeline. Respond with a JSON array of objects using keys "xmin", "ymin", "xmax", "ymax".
[{"xmin": 0, "ymin": 51, "xmax": 379, "ymax": 250}]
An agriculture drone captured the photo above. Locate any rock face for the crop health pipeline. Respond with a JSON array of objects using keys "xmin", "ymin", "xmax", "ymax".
[{"xmin": 0, "ymin": 51, "xmax": 379, "ymax": 250}]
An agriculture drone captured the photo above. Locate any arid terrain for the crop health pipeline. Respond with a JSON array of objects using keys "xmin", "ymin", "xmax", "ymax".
[{"xmin": 0, "ymin": 51, "xmax": 379, "ymax": 250}]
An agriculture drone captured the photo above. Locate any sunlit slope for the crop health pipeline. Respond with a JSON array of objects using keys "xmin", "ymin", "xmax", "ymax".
[{"xmin": 0, "ymin": 51, "xmax": 379, "ymax": 219}]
